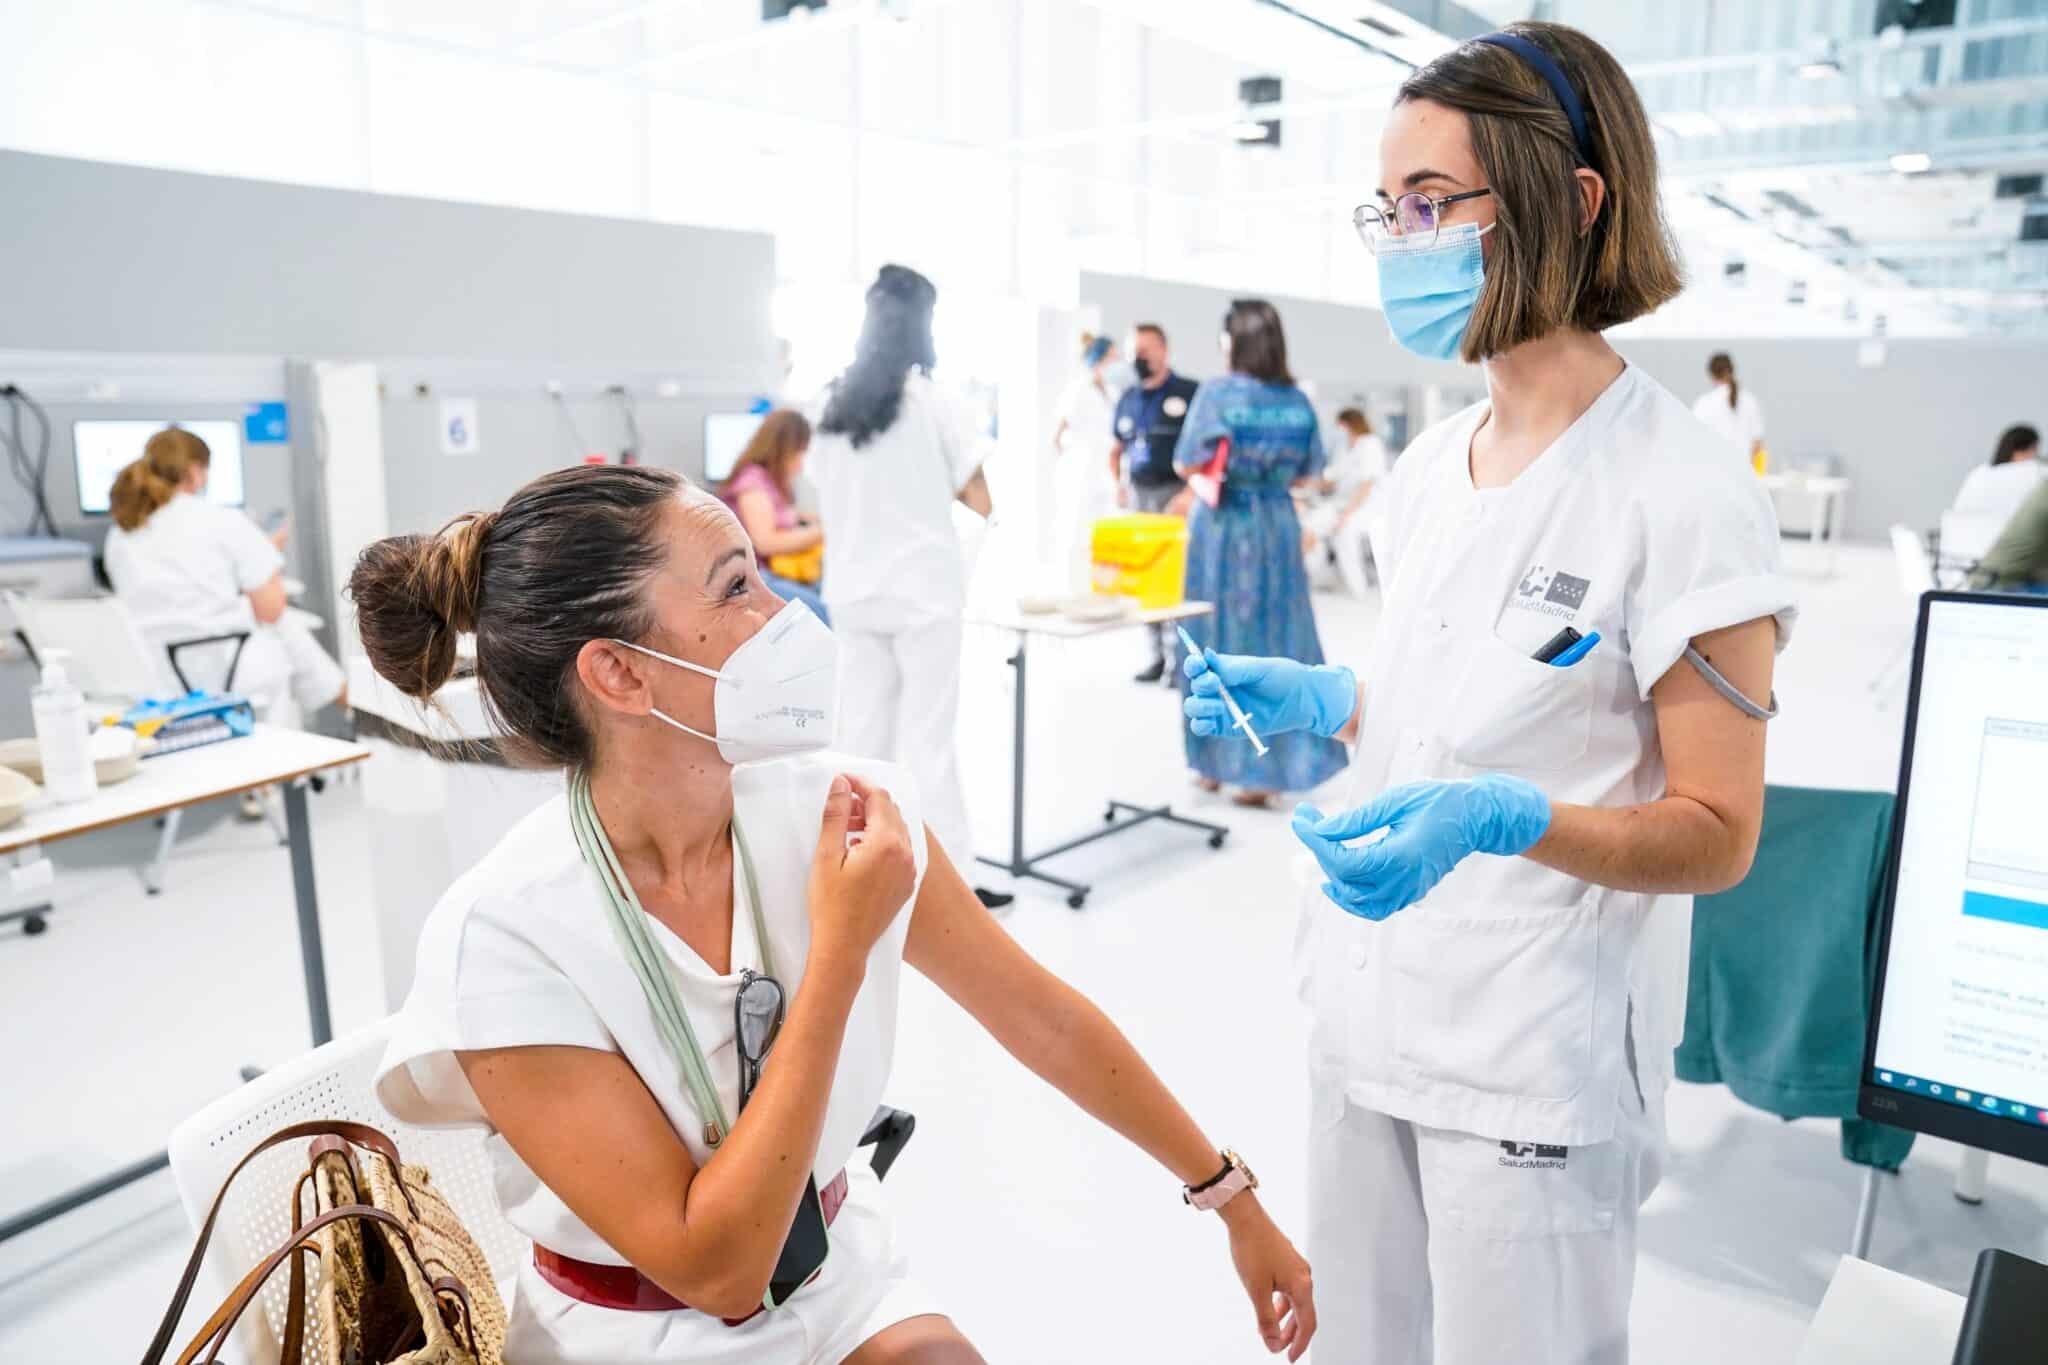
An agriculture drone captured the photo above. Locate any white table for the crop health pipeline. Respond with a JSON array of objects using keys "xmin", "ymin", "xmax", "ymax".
[
  {"xmin": 1760, "ymin": 472, "xmax": 1852, "ymax": 576},
  {"xmin": 964, "ymin": 600, "xmax": 1229, "ymax": 909},
  {"xmin": 1795, "ymin": 1256, "xmax": 1964, "ymax": 1364},
  {"xmin": 0, "ymin": 725, "xmax": 369, "ymax": 1244}
]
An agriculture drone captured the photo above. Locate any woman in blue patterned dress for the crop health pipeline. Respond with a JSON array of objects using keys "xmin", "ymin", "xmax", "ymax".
[{"xmin": 1173, "ymin": 300, "xmax": 1350, "ymax": 806}]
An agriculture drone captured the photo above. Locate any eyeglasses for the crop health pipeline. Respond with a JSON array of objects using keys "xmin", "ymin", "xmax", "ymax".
[
  {"xmin": 734, "ymin": 969, "xmax": 787, "ymax": 1110},
  {"xmin": 1352, "ymin": 189, "xmax": 1494, "ymax": 253}
]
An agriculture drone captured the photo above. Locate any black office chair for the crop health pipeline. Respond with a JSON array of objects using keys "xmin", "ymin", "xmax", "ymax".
[{"xmin": 860, "ymin": 1106, "xmax": 916, "ymax": 1181}]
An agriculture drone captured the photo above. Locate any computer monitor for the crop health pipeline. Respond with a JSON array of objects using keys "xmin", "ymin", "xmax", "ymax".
[
  {"xmin": 1862, "ymin": 591, "xmax": 2048, "ymax": 1166},
  {"xmin": 72, "ymin": 419, "xmax": 246, "ymax": 515},
  {"xmin": 703, "ymin": 412, "xmax": 763, "ymax": 486}
]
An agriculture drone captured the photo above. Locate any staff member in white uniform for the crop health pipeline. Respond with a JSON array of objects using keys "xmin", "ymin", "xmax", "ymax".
[
  {"xmin": 102, "ymin": 427, "xmax": 346, "ymax": 728},
  {"xmin": 1185, "ymin": 24, "xmax": 1794, "ymax": 1364},
  {"xmin": 1302, "ymin": 408, "xmax": 1390, "ymax": 598},
  {"xmin": 1691, "ymin": 352, "xmax": 1766, "ymax": 469},
  {"xmin": 354, "ymin": 464, "xmax": 1316, "ymax": 1365},
  {"xmin": 1049, "ymin": 333, "xmax": 1124, "ymax": 594},
  {"xmin": 808, "ymin": 265, "xmax": 1007, "ymax": 906}
]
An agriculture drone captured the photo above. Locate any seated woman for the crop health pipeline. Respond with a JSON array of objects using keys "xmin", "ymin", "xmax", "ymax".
[
  {"xmin": 721, "ymin": 409, "xmax": 828, "ymax": 622},
  {"xmin": 1300, "ymin": 407, "xmax": 1389, "ymax": 598},
  {"xmin": 350, "ymin": 465, "xmax": 1315, "ymax": 1365},
  {"xmin": 103, "ymin": 428, "xmax": 346, "ymax": 811}
]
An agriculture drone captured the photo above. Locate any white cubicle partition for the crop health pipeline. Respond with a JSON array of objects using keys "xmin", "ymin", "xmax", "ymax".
[{"xmin": 349, "ymin": 657, "xmax": 560, "ymax": 1008}]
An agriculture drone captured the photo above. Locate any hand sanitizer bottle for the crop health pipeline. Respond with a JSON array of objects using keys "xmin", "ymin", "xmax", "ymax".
[{"xmin": 32, "ymin": 651, "xmax": 99, "ymax": 804}]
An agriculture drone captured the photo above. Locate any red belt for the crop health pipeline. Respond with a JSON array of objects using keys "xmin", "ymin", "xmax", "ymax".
[{"xmin": 533, "ymin": 1168, "xmax": 850, "ymax": 1327}]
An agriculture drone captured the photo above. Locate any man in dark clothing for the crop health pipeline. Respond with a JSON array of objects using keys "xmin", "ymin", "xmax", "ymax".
[{"xmin": 1109, "ymin": 323, "xmax": 1201, "ymax": 683}]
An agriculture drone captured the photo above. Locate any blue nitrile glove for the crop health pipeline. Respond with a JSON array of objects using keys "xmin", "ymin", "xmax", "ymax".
[
  {"xmin": 1291, "ymin": 775, "xmax": 1552, "ymax": 921},
  {"xmin": 1182, "ymin": 650, "xmax": 1358, "ymax": 739}
]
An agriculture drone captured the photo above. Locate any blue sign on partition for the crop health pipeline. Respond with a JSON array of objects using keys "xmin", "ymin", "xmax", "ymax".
[{"xmin": 244, "ymin": 401, "xmax": 289, "ymax": 444}]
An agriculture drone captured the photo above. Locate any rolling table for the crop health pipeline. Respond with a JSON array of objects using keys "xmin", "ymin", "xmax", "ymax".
[
  {"xmin": 1760, "ymin": 471, "xmax": 1851, "ymax": 577},
  {"xmin": 966, "ymin": 600, "xmax": 1228, "ymax": 909},
  {"xmin": 0, "ymin": 725, "xmax": 370, "ymax": 1243}
]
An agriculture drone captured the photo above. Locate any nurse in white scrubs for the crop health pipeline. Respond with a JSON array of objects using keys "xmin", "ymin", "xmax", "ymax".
[
  {"xmin": 1691, "ymin": 352, "xmax": 1766, "ymax": 469},
  {"xmin": 1049, "ymin": 334, "xmax": 1123, "ymax": 594},
  {"xmin": 350, "ymin": 464, "xmax": 1315, "ymax": 1365},
  {"xmin": 102, "ymin": 427, "xmax": 346, "ymax": 727},
  {"xmin": 1185, "ymin": 24, "xmax": 1794, "ymax": 1364},
  {"xmin": 1302, "ymin": 408, "xmax": 1389, "ymax": 598},
  {"xmin": 807, "ymin": 265, "xmax": 1009, "ymax": 907}
]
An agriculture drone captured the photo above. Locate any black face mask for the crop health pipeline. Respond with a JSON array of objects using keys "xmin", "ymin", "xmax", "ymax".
[{"xmin": 1132, "ymin": 355, "xmax": 1154, "ymax": 382}]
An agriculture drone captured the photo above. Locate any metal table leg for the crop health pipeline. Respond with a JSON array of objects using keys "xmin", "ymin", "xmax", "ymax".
[
  {"xmin": 1850, "ymin": 1166, "xmax": 1883, "ymax": 1261},
  {"xmin": 284, "ymin": 778, "xmax": 334, "ymax": 1047},
  {"xmin": 974, "ymin": 628, "xmax": 1230, "ymax": 910},
  {"xmin": 0, "ymin": 1153, "xmax": 172, "ymax": 1243}
]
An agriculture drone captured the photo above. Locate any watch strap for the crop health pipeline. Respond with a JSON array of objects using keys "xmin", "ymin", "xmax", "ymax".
[{"xmin": 1186, "ymin": 1164, "xmax": 1252, "ymax": 1213}]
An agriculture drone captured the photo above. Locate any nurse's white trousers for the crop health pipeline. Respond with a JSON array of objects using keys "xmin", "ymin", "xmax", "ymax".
[
  {"xmin": 1305, "ymin": 1070, "xmax": 1664, "ymax": 1365},
  {"xmin": 837, "ymin": 618, "xmax": 974, "ymax": 870}
]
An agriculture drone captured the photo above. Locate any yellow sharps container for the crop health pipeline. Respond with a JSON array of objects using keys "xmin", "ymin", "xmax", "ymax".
[{"xmin": 1089, "ymin": 513, "xmax": 1188, "ymax": 609}]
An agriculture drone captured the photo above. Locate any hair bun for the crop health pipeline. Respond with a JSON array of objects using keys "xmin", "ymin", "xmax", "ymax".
[
  {"xmin": 347, "ymin": 510, "xmax": 498, "ymax": 700},
  {"xmin": 430, "ymin": 511, "xmax": 495, "ymax": 636}
]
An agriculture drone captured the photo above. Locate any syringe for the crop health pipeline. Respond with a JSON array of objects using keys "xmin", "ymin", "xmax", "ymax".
[{"xmin": 1177, "ymin": 624, "xmax": 1269, "ymax": 757}]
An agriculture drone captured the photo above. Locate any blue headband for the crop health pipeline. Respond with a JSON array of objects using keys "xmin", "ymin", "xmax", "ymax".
[
  {"xmin": 1083, "ymin": 336, "xmax": 1112, "ymax": 366},
  {"xmin": 1474, "ymin": 31, "xmax": 1593, "ymax": 167}
]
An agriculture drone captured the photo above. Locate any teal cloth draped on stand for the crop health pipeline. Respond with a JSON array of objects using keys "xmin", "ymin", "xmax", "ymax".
[{"xmin": 1675, "ymin": 784, "xmax": 1917, "ymax": 1171}]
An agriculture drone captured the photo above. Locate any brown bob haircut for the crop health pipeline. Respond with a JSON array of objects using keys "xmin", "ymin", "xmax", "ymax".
[{"xmin": 1396, "ymin": 21, "xmax": 1683, "ymax": 362}]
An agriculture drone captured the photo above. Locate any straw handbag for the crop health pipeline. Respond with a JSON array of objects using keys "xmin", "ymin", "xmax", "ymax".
[{"xmin": 141, "ymin": 1120, "xmax": 506, "ymax": 1365}]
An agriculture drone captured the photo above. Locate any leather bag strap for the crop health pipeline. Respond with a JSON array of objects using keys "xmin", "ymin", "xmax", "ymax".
[
  {"xmin": 174, "ymin": 1203, "xmax": 436, "ymax": 1365},
  {"xmin": 141, "ymin": 1120, "xmax": 418, "ymax": 1365}
]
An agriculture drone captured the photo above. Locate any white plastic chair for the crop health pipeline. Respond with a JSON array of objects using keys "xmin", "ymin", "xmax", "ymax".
[
  {"xmin": 8, "ymin": 592, "xmax": 173, "ymax": 700},
  {"xmin": 1870, "ymin": 526, "xmax": 1935, "ymax": 703},
  {"xmin": 1939, "ymin": 509, "xmax": 2004, "ymax": 571},
  {"xmin": 166, "ymin": 1018, "xmax": 525, "ymax": 1365}
]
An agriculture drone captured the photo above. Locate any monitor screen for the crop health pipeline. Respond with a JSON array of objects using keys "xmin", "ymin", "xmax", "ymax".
[
  {"xmin": 1866, "ymin": 593, "xmax": 2048, "ymax": 1162},
  {"xmin": 703, "ymin": 412, "xmax": 763, "ymax": 485},
  {"xmin": 73, "ymin": 419, "xmax": 246, "ymax": 515}
]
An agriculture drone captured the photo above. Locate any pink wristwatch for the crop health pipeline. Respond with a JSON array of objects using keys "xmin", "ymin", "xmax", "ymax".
[{"xmin": 1183, "ymin": 1149, "xmax": 1258, "ymax": 1212}]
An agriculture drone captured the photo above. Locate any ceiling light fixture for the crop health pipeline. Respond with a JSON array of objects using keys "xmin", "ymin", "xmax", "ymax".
[{"xmin": 1891, "ymin": 151, "xmax": 1933, "ymax": 174}]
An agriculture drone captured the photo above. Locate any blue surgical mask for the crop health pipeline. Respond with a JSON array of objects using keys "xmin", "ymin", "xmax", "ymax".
[{"xmin": 1376, "ymin": 221, "xmax": 1493, "ymax": 362}]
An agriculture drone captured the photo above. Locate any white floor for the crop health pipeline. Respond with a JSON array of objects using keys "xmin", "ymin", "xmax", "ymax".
[{"xmin": 4, "ymin": 539, "xmax": 2046, "ymax": 1363}]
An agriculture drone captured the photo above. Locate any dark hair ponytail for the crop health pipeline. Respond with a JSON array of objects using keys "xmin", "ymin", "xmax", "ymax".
[
  {"xmin": 1708, "ymin": 352, "xmax": 1738, "ymax": 410},
  {"xmin": 818, "ymin": 264, "xmax": 938, "ymax": 449},
  {"xmin": 349, "ymin": 464, "xmax": 681, "ymax": 770}
]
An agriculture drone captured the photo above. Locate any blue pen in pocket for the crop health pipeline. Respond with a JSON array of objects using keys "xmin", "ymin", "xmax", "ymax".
[{"xmin": 1550, "ymin": 630, "xmax": 1602, "ymax": 668}]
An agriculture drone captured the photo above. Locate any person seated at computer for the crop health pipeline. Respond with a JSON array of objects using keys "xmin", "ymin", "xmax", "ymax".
[
  {"xmin": 103, "ymin": 428, "xmax": 347, "ymax": 764},
  {"xmin": 1950, "ymin": 424, "xmax": 2042, "ymax": 530},
  {"xmin": 719, "ymin": 409, "xmax": 828, "ymax": 623}
]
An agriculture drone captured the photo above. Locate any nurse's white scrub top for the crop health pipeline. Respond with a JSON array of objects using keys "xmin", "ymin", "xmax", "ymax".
[
  {"xmin": 810, "ymin": 372, "xmax": 986, "ymax": 632},
  {"xmin": 376, "ymin": 752, "xmax": 935, "ymax": 1364},
  {"xmin": 1689, "ymin": 383, "xmax": 1765, "ymax": 460},
  {"xmin": 103, "ymin": 492, "xmax": 280, "ymax": 638},
  {"xmin": 1328, "ymin": 434, "xmax": 1391, "ymax": 500},
  {"xmin": 1310, "ymin": 365, "xmax": 1798, "ymax": 1148}
]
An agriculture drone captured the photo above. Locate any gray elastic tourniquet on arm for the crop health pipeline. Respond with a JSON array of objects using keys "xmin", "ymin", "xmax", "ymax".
[{"xmin": 1683, "ymin": 645, "xmax": 1779, "ymax": 720}]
